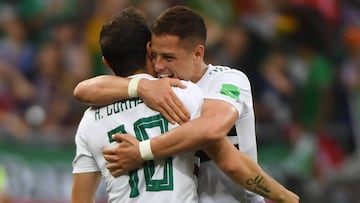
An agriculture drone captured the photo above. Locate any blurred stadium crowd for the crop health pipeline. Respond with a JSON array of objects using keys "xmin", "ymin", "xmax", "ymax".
[{"xmin": 1, "ymin": 0, "xmax": 360, "ymax": 202}]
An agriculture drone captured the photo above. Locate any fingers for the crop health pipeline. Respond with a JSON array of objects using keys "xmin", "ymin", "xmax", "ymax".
[
  {"xmin": 110, "ymin": 169, "xmax": 124, "ymax": 177},
  {"xmin": 138, "ymin": 77, "xmax": 190, "ymax": 124},
  {"xmin": 158, "ymin": 103, "xmax": 183, "ymax": 125},
  {"xmin": 102, "ymin": 135, "xmax": 143, "ymax": 178},
  {"xmin": 103, "ymin": 147, "xmax": 116, "ymax": 156},
  {"xmin": 170, "ymin": 94, "xmax": 190, "ymax": 122},
  {"xmin": 103, "ymin": 149, "xmax": 131, "ymax": 177},
  {"xmin": 106, "ymin": 162, "xmax": 125, "ymax": 177},
  {"xmin": 104, "ymin": 152, "xmax": 132, "ymax": 177},
  {"xmin": 157, "ymin": 107, "xmax": 175, "ymax": 124},
  {"xmin": 168, "ymin": 78, "xmax": 187, "ymax": 89},
  {"xmin": 167, "ymin": 79, "xmax": 190, "ymax": 123},
  {"xmin": 112, "ymin": 133, "xmax": 139, "ymax": 143},
  {"xmin": 111, "ymin": 133, "xmax": 123, "ymax": 143},
  {"xmin": 158, "ymin": 91, "xmax": 190, "ymax": 125},
  {"xmin": 162, "ymin": 101, "xmax": 189, "ymax": 124},
  {"xmin": 103, "ymin": 153, "xmax": 117, "ymax": 162},
  {"xmin": 113, "ymin": 133, "xmax": 140, "ymax": 145}
]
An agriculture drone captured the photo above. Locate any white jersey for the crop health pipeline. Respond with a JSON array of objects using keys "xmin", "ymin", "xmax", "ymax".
[
  {"xmin": 73, "ymin": 74, "xmax": 203, "ymax": 203},
  {"xmin": 196, "ymin": 65, "xmax": 265, "ymax": 203}
]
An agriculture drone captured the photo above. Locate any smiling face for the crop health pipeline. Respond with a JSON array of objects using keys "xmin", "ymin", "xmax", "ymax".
[{"xmin": 149, "ymin": 34, "xmax": 207, "ymax": 82}]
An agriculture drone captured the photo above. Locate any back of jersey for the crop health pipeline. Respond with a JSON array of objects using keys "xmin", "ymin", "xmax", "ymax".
[{"xmin": 73, "ymin": 80, "xmax": 203, "ymax": 203}]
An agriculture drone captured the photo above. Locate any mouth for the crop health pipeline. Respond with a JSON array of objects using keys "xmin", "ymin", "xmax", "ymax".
[{"xmin": 158, "ymin": 74, "xmax": 174, "ymax": 78}]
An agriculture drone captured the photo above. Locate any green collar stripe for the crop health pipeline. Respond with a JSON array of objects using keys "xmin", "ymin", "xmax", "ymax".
[{"xmin": 221, "ymin": 84, "xmax": 240, "ymax": 99}]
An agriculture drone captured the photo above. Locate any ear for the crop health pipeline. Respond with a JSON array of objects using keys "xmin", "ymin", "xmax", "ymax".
[
  {"xmin": 146, "ymin": 42, "xmax": 151, "ymax": 54},
  {"xmin": 102, "ymin": 56, "xmax": 111, "ymax": 70},
  {"xmin": 194, "ymin": 44, "xmax": 205, "ymax": 61}
]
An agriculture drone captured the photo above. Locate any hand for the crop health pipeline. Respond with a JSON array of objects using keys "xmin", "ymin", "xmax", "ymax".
[
  {"xmin": 138, "ymin": 78, "xmax": 190, "ymax": 124},
  {"xmin": 103, "ymin": 133, "xmax": 143, "ymax": 177}
]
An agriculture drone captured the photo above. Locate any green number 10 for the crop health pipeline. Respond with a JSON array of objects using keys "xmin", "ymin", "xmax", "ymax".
[{"xmin": 107, "ymin": 114, "xmax": 173, "ymax": 198}]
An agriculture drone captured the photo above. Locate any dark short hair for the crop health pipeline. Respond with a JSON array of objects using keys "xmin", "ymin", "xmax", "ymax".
[
  {"xmin": 151, "ymin": 5, "xmax": 207, "ymax": 50},
  {"xmin": 100, "ymin": 7, "xmax": 151, "ymax": 76}
]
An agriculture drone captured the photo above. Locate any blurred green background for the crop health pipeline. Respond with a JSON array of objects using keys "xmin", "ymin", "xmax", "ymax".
[{"xmin": 1, "ymin": 0, "xmax": 360, "ymax": 202}]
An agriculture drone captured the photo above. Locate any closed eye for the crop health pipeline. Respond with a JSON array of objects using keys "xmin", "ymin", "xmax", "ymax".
[{"xmin": 162, "ymin": 54, "xmax": 175, "ymax": 62}]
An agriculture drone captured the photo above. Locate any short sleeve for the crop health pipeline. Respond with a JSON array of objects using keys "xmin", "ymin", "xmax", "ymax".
[
  {"xmin": 205, "ymin": 70, "xmax": 253, "ymax": 117},
  {"xmin": 72, "ymin": 114, "xmax": 99, "ymax": 173}
]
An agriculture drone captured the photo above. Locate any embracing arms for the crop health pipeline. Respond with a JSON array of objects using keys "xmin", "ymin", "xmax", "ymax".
[
  {"xmin": 74, "ymin": 76, "xmax": 300, "ymax": 202},
  {"xmin": 148, "ymin": 99, "xmax": 235, "ymax": 157},
  {"xmin": 74, "ymin": 75, "xmax": 130, "ymax": 106},
  {"xmin": 103, "ymin": 98, "xmax": 235, "ymax": 175},
  {"xmin": 74, "ymin": 75, "xmax": 189, "ymax": 124},
  {"xmin": 102, "ymin": 101, "xmax": 300, "ymax": 203},
  {"xmin": 75, "ymin": 75, "xmax": 233, "ymax": 156},
  {"xmin": 205, "ymin": 138, "xmax": 299, "ymax": 203}
]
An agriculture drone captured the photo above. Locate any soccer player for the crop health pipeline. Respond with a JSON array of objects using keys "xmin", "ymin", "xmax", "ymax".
[
  {"xmin": 74, "ymin": 6, "xmax": 300, "ymax": 203},
  {"xmin": 71, "ymin": 8, "xmax": 203, "ymax": 202}
]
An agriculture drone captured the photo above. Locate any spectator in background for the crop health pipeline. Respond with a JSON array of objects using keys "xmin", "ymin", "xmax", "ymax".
[
  {"xmin": 0, "ymin": 2, "xmax": 90, "ymax": 139},
  {"xmin": 207, "ymin": 22, "xmax": 266, "ymax": 98},
  {"xmin": 50, "ymin": 19, "xmax": 93, "ymax": 126},
  {"xmin": 0, "ymin": 61, "xmax": 34, "ymax": 138},
  {"xmin": 29, "ymin": 42, "xmax": 76, "ymax": 135},
  {"xmin": 340, "ymin": 25, "xmax": 360, "ymax": 158},
  {"xmin": 0, "ymin": 5, "xmax": 36, "ymax": 81},
  {"xmin": 134, "ymin": 0, "xmax": 171, "ymax": 24},
  {"xmin": 0, "ymin": 5, "xmax": 35, "ymax": 138},
  {"xmin": 83, "ymin": 0, "xmax": 130, "ymax": 76},
  {"xmin": 268, "ymin": 5, "xmax": 345, "ymax": 199},
  {"xmin": 207, "ymin": 23, "xmax": 250, "ymax": 70},
  {"xmin": 240, "ymin": 0, "xmax": 279, "ymax": 41},
  {"xmin": 51, "ymin": 18, "xmax": 92, "ymax": 85},
  {"xmin": 256, "ymin": 47, "xmax": 295, "ymax": 126}
]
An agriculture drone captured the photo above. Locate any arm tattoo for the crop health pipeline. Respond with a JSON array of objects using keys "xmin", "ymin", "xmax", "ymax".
[{"xmin": 246, "ymin": 175, "xmax": 271, "ymax": 198}]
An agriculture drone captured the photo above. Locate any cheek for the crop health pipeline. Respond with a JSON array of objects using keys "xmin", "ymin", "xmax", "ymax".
[
  {"xmin": 164, "ymin": 60, "xmax": 178, "ymax": 69},
  {"xmin": 172, "ymin": 64, "xmax": 189, "ymax": 77}
]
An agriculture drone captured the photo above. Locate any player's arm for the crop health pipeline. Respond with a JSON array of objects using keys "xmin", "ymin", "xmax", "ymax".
[
  {"xmin": 150, "ymin": 99, "xmax": 236, "ymax": 157},
  {"xmin": 74, "ymin": 75, "xmax": 189, "ymax": 124},
  {"xmin": 71, "ymin": 172, "xmax": 101, "ymax": 203},
  {"xmin": 204, "ymin": 138, "xmax": 300, "ymax": 203},
  {"xmin": 104, "ymin": 99, "xmax": 237, "ymax": 176},
  {"xmin": 73, "ymin": 75, "xmax": 130, "ymax": 105}
]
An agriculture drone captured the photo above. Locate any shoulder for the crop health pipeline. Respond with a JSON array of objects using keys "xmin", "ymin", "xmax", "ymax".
[
  {"xmin": 180, "ymin": 80, "xmax": 203, "ymax": 91},
  {"xmin": 82, "ymin": 106, "xmax": 95, "ymax": 119},
  {"xmin": 207, "ymin": 64, "xmax": 251, "ymax": 87},
  {"xmin": 173, "ymin": 80, "xmax": 203, "ymax": 98},
  {"xmin": 172, "ymin": 81, "xmax": 204, "ymax": 113},
  {"xmin": 77, "ymin": 107, "xmax": 96, "ymax": 128},
  {"xmin": 207, "ymin": 64, "xmax": 249, "ymax": 79}
]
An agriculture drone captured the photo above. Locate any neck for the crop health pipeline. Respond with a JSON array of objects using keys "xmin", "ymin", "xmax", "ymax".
[{"xmin": 191, "ymin": 62, "xmax": 208, "ymax": 83}]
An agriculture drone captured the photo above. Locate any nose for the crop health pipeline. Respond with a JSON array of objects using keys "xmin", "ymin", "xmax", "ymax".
[{"xmin": 153, "ymin": 56, "xmax": 166, "ymax": 73}]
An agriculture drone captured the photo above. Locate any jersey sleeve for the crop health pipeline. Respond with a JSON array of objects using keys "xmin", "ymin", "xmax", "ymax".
[
  {"xmin": 72, "ymin": 111, "xmax": 99, "ymax": 174},
  {"xmin": 172, "ymin": 81, "xmax": 204, "ymax": 120},
  {"xmin": 205, "ymin": 71, "xmax": 253, "ymax": 117}
]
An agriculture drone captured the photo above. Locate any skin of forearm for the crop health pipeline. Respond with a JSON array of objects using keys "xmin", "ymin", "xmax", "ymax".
[
  {"xmin": 151, "ymin": 99, "xmax": 238, "ymax": 158},
  {"xmin": 71, "ymin": 172, "xmax": 101, "ymax": 203},
  {"xmin": 205, "ymin": 139, "xmax": 292, "ymax": 202},
  {"xmin": 74, "ymin": 75, "xmax": 130, "ymax": 105},
  {"xmin": 151, "ymin": 118, "xmax": 218, "ymax": 158}
]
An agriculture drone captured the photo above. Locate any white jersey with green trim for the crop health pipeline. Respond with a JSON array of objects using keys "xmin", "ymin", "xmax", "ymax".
[
  {"xmin": 72, "ymin": 74, "xmax": 203, "ymax": 203},
  {"xmin": 196, "ymin": 64, "xmax": 265, "ymax": 203}
]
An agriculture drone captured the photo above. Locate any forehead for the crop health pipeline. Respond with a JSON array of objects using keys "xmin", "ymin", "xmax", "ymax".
[{"xmin": 150, "ymin": 34, "xmax": 187, "ymax": 54}]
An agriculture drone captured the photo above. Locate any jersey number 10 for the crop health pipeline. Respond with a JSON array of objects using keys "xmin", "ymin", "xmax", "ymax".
[{"xmin": 107, "ymin": 114, "xmax": 174, "ymax": 198}]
